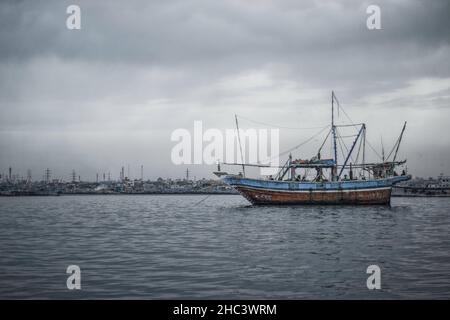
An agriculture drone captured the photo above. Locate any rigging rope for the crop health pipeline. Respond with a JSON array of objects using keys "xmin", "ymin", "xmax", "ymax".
[
  {"xmin": 233, "ymin": 94, "xmax": 387, "ymax": 166},
  {"xmin": 193, "ymin": 194, "xmax": 212, "ymax": 206},
  {"xmin": 317, "ymin": 128, "xmax": 332, "ymax": 155},
  {"xmin": 332, "ymin": 99, "xmax": 383, "ymax": 161},
  {"xmin": 277, "ymin": 125, "xmax": 331, "ymax": 159},
  {"xmin": 336, "ymin": 131, "xmax": 349, "ymax": 165},
  {"xmin": 235, "ymin": 114, "xmax": 246, "ymax": 176},
  {"xmin": 236, "ymin": 114, "xmax": 329, "ymax": 130}
]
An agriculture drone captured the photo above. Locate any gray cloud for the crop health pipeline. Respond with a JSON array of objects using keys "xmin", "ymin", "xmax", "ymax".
[{"xmin": 0, "ymin": 0, "xmax": 449, "ymax": 180}]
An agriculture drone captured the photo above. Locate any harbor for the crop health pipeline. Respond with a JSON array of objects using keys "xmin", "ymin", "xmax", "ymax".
[
  {"xmin": 1, "ymin": 0, "xmax": 449, "ymax": 304},
  {"xmin": 393, "ymin": 174, "xmax": 450, "ymax": 197},
  {"xmin": 3, "ymin": 171, "xmax": 449, "ymax": 198}
]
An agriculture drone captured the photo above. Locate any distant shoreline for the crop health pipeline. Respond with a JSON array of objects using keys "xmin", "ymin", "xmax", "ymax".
[
  {"xmin": 392, "ymin": 194, "xmax": 450, "ymax": 198},
  {"xmin": 2, "ymin": 193, "xmax": 449, "ymax": 198},
  {"xmin": 0, "ymin": 192, "xmax": 239, "ymax": 197}
]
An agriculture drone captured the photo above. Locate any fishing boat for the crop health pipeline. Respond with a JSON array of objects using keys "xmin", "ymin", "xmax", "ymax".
[{"xmin": 214, "ymin": 91, "xmax": 411, "ymax": 205}]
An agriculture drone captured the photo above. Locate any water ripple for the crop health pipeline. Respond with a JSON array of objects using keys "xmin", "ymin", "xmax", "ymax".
[{"xmin": 0, "ymin": 195, "xmax": 449, "ymax": 299}]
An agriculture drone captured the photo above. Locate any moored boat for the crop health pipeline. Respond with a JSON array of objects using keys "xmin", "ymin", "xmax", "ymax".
[
  {"xmin": 215, "ymin": 91, "xmax": 411, "ymax": 205},
  {"xmin": 223, "ymin": 175, "xmax": 410, "ymax": 205}
]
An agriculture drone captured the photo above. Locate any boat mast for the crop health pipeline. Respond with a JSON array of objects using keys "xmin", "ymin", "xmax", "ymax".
[
  {"xmin": 393, "ymin": 121, "xmax": 407, "ymax": 162},
  {"xmin": 362, "ymin": 125, "xmax": 366, "ymax": 178},
  {"xmin": 235, "ymin": 114, "xmax": 246, "ymax": 177},
  {"xmin": 338, "ymin": 123, "xmax": 365, "ymax": 179},
  {"xmin": 331, "ymin": 91, "xmax": 338, "ymax": 181}
]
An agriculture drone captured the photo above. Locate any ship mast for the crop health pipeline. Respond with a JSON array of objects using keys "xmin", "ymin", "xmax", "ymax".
[
  {"xmin": 393, "ymin": 121, "xmax": 407, "ymax": 162},
  {"xmin": 331, "ymin": 91, "xmax": 338, "ymax": 181},
  {"xmin": 235, "ymin": 114, "xmax": 246, "ymax": 177}
]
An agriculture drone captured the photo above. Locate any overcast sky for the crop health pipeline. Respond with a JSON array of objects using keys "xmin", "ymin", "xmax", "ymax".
[{"xmin": 0, "ymin": 0, "xmax": 449, "ymax": 181}]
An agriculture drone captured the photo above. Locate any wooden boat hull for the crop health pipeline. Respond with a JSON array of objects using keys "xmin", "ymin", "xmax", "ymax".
[
  {"xmin": 235, "ymin": 185, "xmax": 391, "ymax": 205},
  {"xmin": 223, "ymin": 175, "xmax": 411, "ymax": 205}
]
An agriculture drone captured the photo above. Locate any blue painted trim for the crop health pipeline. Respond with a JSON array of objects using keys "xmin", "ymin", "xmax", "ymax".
[{"xmin": 223, "ymin": 175, "xmax": 411, "ymax": 191}]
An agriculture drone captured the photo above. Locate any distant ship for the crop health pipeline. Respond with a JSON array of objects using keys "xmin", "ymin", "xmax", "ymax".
[
  {"xmin": 393, "ymin": 174, "xmax": 450, "ymax": 197},
  {"xmin": 215, "ymin": 91, "xmax": 411, "ymax": 205}
]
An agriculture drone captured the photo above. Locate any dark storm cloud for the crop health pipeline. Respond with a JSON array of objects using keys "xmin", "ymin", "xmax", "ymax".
[
  {"xmin": 1, "ymin": 0, "xmax": 449, "ymax": 76},
  {"xmin": 0, "ymin": 0, "xmax": 449, "ymax": 179}
]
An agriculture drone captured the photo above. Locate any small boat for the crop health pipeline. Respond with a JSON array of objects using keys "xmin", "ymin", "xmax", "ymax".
[{"xmin": 215, "ymin": 91, "xmax": 411, "ymax": 205}]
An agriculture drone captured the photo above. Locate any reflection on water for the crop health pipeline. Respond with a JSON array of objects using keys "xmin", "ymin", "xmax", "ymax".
[{"xmin": 0, "ymin": 195, "xmax": 449, "ymax": 299}]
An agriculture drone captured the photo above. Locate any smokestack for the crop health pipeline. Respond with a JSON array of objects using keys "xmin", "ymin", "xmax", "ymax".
[{"xmin": 44, "ymin": 168, "xmax": 51, "ymax": 183}]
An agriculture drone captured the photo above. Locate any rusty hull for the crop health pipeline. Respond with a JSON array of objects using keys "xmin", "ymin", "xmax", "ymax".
[{"xmin": 235, "ymin": 186, "xmax": 392, "ymax": 205}]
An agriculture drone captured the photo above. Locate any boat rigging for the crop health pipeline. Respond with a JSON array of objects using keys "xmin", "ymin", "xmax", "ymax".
[{"xmin": 214, "ymin": 91, "xmax": 411, "ymax": 205}]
